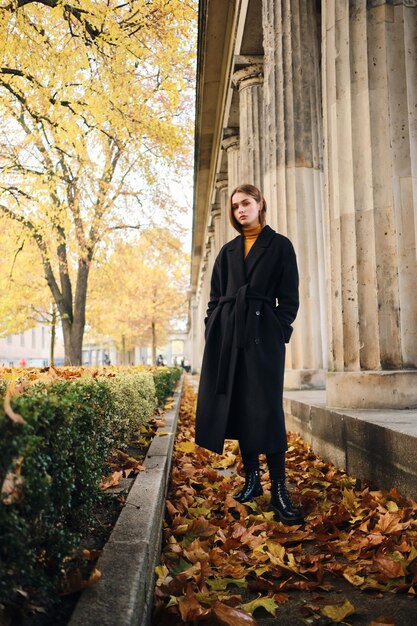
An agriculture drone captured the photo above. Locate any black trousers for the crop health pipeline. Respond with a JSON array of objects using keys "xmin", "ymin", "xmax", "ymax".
[{"xmin": 240, "ymin": 448, "xmax": 286, "ymax": 481}]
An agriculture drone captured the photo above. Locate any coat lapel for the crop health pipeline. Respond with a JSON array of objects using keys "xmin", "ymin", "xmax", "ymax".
[
  {"xmin": 245, "ymin": 225, "xmax": 275, "ymax": 280},
  {"xmin": 227, "ymin": 234, "xmax": 246, "ymax": 286}
]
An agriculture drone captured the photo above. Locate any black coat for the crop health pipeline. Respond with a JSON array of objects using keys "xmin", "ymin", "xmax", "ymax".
[{"xmin": 195, "ymin": 225, "xmax": 299, "ymax": 455}]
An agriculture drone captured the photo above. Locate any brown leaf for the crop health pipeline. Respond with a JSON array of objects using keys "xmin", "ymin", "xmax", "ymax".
[
  {"xmin": 3, "ymin": 384, "xmax": 25, "ymax": 424},
  {"xmin": 100, "ymin": 470, "xmax": 123, "ymax": 490},
  {"xmin": 373, "ymin": 552, "xmax": 404, "ymax": 579},
  {"xmin": 211, "ymin": 601, "xmax": 257, "ymax": 625},
  {"xmin": 368, "ymin": 617, "xmax": 395, "ymax": 626},
  {"xmin": 374, "ymin": 511, "xmax": 412, "ymax": 534},
  {"xmin": 178, "ymin": 584, "xmax": 207, "ymax": 621},
  {"xmin": 1, "ymin": 456, "xmax": 24, "ymax": 505},
  {"xmin": 82, "ymin": 549, "xmax": 102, "ymax": 561},
  {"xmin": 61, "ymin": 567, "xmax": 101, "ymax": 595}
]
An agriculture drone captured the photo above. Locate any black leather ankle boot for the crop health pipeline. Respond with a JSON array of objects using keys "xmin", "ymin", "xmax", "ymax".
[
  {"xmin": 234, "ymin": 471, "xmax": 263, "ymax": 503},
  {"xmin": 270, "ymin": 479, "xmax": 304, "ymax": 525}
]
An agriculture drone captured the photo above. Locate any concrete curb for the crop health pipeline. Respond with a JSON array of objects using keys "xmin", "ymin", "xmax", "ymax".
[{"xmin": 69, "ymin": 375, "xmax": 184, "ymax": 626}]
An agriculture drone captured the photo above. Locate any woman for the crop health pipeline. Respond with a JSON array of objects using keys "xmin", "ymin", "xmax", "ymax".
[{"xmin": 195, "ymin": 184, "xmax": 303, "ymax": 525}]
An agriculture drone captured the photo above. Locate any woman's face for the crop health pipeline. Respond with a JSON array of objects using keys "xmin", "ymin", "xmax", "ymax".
[{"xmin": 231, "ymin": 192, "xmax": 261, "ymax": 229}]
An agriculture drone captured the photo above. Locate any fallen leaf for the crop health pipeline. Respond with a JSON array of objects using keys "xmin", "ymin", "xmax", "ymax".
[
  {"xmin": 178, "ymin": 584, "xmax": 207, "ymax": 621},
  {"xmin": 321, "ymin": 599, "xmax": 356, "ymax": 622},
  {"xmin": 177, "ymin": 441, "xmax": 196, "ymax": 453},
  {"xmin": 100, "ymin": 471, "xmax": 123, "ymax": 490},
  {"xmin": 373, "ymin": 552, "xmax": 404, "ymax": 579},
  {"xmin": 1, "ymin": 456, "xmax": 24, "ymax": 505},
  {"xmin": 241, "ymin": 595, "xmax": 279, "ymax": 616},
  {"xmin": 212, "ymin": 601, "xmax": 257, "ymax": 625},
  {"xmin": 4, "ymin": 384, "xmax": 25, "ymax": 424},
  {"xmin": 206, "ymin": 577, "xmax": 247, "ymax": 591},
  {"xmin": 368, "ymin": 617, "xmax": 395, "ymax": 626},
  {"xmin": 61, "ymin": 567, "xmax": 101, "ymax": 595}
]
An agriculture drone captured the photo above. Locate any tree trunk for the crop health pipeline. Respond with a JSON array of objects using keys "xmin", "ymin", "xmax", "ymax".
[
  {"xmin": 61, "ymin": 319, "xmax": 84, "ymax": 365},
  {"xmin": 122, "ymin": 334, "xmax": 126, "ymax": 365},
  {"xmin": 60, "ymin": 258, "xmax": 90, "ymax": 365},
  {"xmin": 151, "ymin": 321, "xmax": 157, "ymax": 365},
  {"xmin": 50, "ymin": 306, "xmax": 56, "ymax": 366}
]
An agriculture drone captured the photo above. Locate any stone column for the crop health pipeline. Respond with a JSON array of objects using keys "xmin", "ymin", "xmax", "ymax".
[
  {"xmin": 232, "ymin": 63, "xmax": 264, "ymax": 188},
  {"xmin": 194, "ymin": 225, "xmax": 214, "ymax": 371},
  {"xmin": 322, "ymin": 0, "xmax": 417, "ymax": 408},
  {"xmin": 222, "ymin": 136, "xmax": 240, "ymax": 241},
  {"xmin": 222, "ymin": 134, "xmax": 240, "ymax": 195},
  {"xmin": 210, "ymin": 204, "xmax": 222, "ymax": 261},
  {"xmin": 189, "ymin": 292, "xmax": 198, "ymax": 373},
  {"xmin": 215, "ymin": 176, "xmax": 230, "ymax": 246},
  {"xmin": 262, "ymin": 0, "xmax": 327, "ymax": 389}
]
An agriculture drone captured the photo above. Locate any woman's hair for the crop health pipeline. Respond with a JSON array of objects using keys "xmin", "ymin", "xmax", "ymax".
[{"xmin": 229, "ymin": 184, "xmax": 267, "ymax": 233}]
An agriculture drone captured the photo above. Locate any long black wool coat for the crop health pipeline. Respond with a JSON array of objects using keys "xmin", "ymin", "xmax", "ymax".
[{"xmin": 195, "ymin": 225, "xmax": 299, "ymax": 455}]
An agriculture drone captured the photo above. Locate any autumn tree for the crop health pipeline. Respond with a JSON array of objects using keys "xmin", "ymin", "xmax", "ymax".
[
  {"xmin": 87, "ymin": 227, "xmax": 189, "ymax": 365},
  {"xmin": 0, "ymin": 0, "xmax": 196, "ymax": 364},
  {"xmin": 0, "ymin": 218, "xmax": 50, "ymax": 333}
]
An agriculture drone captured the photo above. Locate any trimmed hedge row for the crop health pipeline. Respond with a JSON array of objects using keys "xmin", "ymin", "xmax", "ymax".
[
  {"xmin": 0, "ymin": 366, "xmax": 181, "ymax": 610},
  {"xmin": 142, "ymin": 365, "xmax": 182, "ymax": 407}
]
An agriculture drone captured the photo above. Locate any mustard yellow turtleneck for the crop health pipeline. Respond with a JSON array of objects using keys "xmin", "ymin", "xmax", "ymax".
[{"xmin": 243, "ymin": 223, "xmax": 262, "ymax": 258}]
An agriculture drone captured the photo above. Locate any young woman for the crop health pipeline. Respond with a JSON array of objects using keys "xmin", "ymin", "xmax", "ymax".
[{"xmin": 195, "ymin": 184, "xmax": 303, "ymax": 525}]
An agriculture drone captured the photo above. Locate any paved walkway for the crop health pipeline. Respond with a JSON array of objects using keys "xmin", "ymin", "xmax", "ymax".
[{"xmin": 68, "ymin": 375, "xmax": 417, "ymax": 626}]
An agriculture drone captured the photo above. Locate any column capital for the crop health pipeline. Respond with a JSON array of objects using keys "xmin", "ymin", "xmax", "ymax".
[
  {"xmin": 210, "ymin": 202, "xmax": 221, "ymax": 221},
  {"xmin": 222, "ymin": 134, "xmax": 240, "ymax": 152},
  {"xmin": 215, "ymin": 175, "xmax": 228, "ymax": 192},
  {"xmin": 232, "ymin": 64, "xmax": 263, "ymax": 91}
]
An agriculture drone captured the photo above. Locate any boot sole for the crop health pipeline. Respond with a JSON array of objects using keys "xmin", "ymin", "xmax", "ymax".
[
  {"xmin": 234, "ymin": 489, "xmax": 264, "ymax": 503},
  {"xmin": 269, "ymin": 504, "xmax": 304, "ymax": 526}
]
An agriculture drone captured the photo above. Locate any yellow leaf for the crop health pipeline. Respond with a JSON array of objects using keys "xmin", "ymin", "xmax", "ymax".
[
  {"xmin": 342, "ymin": 566, "xmax": 365, "ymax": 587},
  {"xmin": 321, "ymin": 599, "xmax": 356, "ymax": 622},
  {"xmin": 3, "ymin": 385, "xmax": 25, "ymax": 424},
  {"xmin": 155, "ymin": 564, "xmax": 171, "ymax": 587},
  {"xmin": 177, "ymin": 441, "xmax": 196, "ymax": 453},
  {"xmin": 241, "ymin": 596, "xmax": 279, "ymax": 616}
]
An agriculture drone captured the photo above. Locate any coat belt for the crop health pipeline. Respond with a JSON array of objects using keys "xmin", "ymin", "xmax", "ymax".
[{"xmin": 215, "ymin": 284, "xmax": 275, "ymax": 394}]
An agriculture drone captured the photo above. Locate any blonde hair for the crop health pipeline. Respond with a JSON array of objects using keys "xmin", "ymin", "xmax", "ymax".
[{"xmin": 229, "ymin": 184, "xmax": 267, "ymax": 233}]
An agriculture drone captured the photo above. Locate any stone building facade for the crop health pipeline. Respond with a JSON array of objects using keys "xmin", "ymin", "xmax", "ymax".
[{"xmin": 191, "ymin": 0, "xmax": 417, "ymax": 414}]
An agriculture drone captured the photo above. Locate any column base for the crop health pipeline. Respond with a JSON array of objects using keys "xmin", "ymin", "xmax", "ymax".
[
  {"xmin": 326, "ymin": 370, "xmax": 417, "ymax": 409},
  {"xmin": 284, "ymin": 369, "xmax": 326, "ymax": 390}
]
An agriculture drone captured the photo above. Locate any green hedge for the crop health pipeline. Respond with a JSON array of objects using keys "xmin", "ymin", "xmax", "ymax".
[
  {"xmin": 101, "ymin": 371, "xmax": 156, "ymax": 446},
  {"xmin": 0, "ymin": 379, "xmax": 114, "ymax": 605},
  {"xmin": 151, "ymin": 366, "xmax": 182, "ymax": 407},
  {"xmin": 0, "ymin": 366, "xmax": 180, "ymax": 609}
]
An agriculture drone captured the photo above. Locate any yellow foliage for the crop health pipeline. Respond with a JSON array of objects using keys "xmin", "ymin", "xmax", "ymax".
[
  {"xmin": 0, "ymin": 0, "xmax": 197, "ymax": 360},
  {"xmin": 87, "ymin": 226, "xmax": 189, "ymax": 350}
]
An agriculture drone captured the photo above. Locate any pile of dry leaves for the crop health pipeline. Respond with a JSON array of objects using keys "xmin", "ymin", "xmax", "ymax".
[{"xmin": 153, "ymin": 382, "xmax": 417, "ymax": 625}]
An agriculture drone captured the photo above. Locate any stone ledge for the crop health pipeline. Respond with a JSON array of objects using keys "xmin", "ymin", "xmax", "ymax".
[
  {"xmin": 284, "ymin": 389, "xmax": 417, "ymax": 501},
  {"xmin": 326, "ymin": 370, "xmax": 417, "ymax": 409},
  {"xmin": 68, "ymin": 375, "xmax": 184, "ymax": 626}
]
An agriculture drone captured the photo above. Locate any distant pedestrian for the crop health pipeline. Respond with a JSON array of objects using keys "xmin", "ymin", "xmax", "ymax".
[
  {"xmin": 195, "ymin": 183, "xmax": 303, "ymax": 525},
  {"xmin": 156, "ymin": 354, "xmax": 165, "ymax": 366},
  {"xmin": 19, "ymin": 357, "xmax": 27, "ymax": 368}
]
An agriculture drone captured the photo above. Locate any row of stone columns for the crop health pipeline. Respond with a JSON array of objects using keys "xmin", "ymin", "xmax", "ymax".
[
  {"xmin": 195, "ymin": 0, "xmax": 417, "ymax": 409},
  {"xmin": 323, "ymin": 0, "xmax": 417, "ymax": 407}
]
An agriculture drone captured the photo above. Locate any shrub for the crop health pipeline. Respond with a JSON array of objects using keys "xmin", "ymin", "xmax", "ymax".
[
  {"xmin": 0, "ymin": 379, "xmax": 113, "ymax": 606},
  {"xmin": 151, "ymin": 366, "xmax": 182, "ymax": 407},
  {"xmin": 100, "ymin": 371, "xmax": 156, "ymax": 447},
  {"xmin": 0, "ymin": 365, "xmax": 180, "ymax": 610}
]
